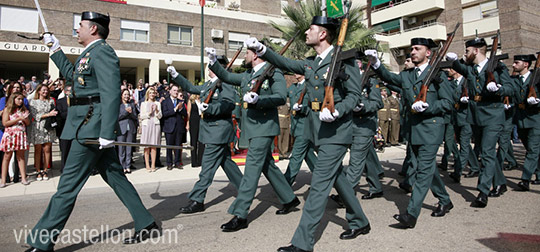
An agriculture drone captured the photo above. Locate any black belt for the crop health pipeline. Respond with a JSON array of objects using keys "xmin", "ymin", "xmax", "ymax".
[
  {"xmin": 470, "ymin": 95, "xmax": 502, "ymax": 103},
  {"xmin": 202, "ymin": 113, "xmax": 232, "ymax": 120},
  {"xmin": 70, "ymin": 96, "xmax": 101, "ymax": 106}
]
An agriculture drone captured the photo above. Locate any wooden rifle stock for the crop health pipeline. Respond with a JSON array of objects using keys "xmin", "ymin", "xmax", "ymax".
[
  {"xmin": 204, "ymin": 45, "xmax": 244, "ymax": 104},
  {"xmin": 414, "ymin": 23, "xmax": 460, "ymax": 103},
  {"xmin": 527, "ymin": 52, "xmax": 540, "ymax": 99},
  {"xmin": 249, "ymin": 30, "xmax": 301, "ymax": 94},
  {"xmin": 322, "ymin": 11, "xmax": 350, "ymax": 113},
  {"xmin": 484, "ymin": 30, "xmax": 510, "ymax": 105}
]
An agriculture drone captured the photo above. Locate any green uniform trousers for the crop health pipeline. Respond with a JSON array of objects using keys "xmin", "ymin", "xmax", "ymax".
[
  {"xmin": 452, "ymin": 124, "xmax": 480, "ymax": 176},
  {"xmin": 518, "ymin": 128, "xmax": 540, "ymax": 181},
  {"xmin": 475, "ymin": 124, "xmax": 504, "ymax": 195},
  {"xmin": 291, "ymin": 144, "xmax": 369, "ymax": 251},
  {"xmin": 498, "ymin": 122, "xmax": 517, "ymax": 169},
  {"xmin": 284, "ymin": 135, "xmax": 317, "ymax": 185},
  {"xmin": 347, "ymin": 135, "xmax": 383, "ymax": 193},
  {"xmin": 228, "ymin": 136, "xmax": 295, "ymax": 219},
  {"xmin": 188, "ymin": 143, "xmax": 243, "ymax": 203},
  {"xmin": 441, "ymin": 123, "xmax": 462, "ymax": 171},
  {"xmin": 402, "ymin": 143, "xmax": 416, "ymax": 186},
  {"xmin": 407, "ymin": 144, "xmax": 451, "ymax": 218},
  {"xmin": 27, "ymin": 141, "xmax": 154, "ymax": 251},
  {"xmin": 370, "ymin": 147, "xmax": 385, "ymax": 178}
]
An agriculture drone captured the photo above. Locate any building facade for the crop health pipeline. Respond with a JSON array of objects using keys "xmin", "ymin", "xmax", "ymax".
[
  {"xmin": 0, "ymin": 0, "xmax": 293, "ymax": 85},
  {"xmin": 359, "ymin": 0, "xmax": 540, "ymax": 72}
]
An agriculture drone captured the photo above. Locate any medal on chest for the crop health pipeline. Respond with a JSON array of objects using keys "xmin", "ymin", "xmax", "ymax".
[{"xmin": 77, "ymin": 57, "xmax": 90, "ymax": 73}]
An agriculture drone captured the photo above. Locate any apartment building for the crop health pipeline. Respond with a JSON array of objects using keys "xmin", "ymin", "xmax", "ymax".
[
  {"xmin": 358, "ymin": 0, "xmax": 540, "ymax": 71},
  {"xmin": 0, "ymin": 0, "xmax": 294, "ymax": 84}
]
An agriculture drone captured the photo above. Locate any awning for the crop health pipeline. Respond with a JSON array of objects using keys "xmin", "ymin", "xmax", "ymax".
[
  {"xmin": 373, "ymin": 18, "xmax": 400, "ymax": 32},
  {"xmin": 372, "ymin": 0, "xmax": 391, "ymax": 7}
]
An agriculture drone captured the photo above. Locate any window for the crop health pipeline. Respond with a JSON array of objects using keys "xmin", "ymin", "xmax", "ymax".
[
  {"xmin": 228, "ymin": 32, "xmax": 249, "ymax": 50},
  {"xmin": 480, "ymin": 1, "xmax": 498, "ymax": 18},
  {"xmin": 167, "ymin": 25, "xmax": 192, "ymax": 46},
  {"xmin": 422, "ymin": 15, "xmax": 437, "ymax": 26},
  {"xmin": 462, "ymin": 0, "xmax": 497, "ymax": 23},
  {"xmin": 73, "ymin": 14, "xmax": 81, "ymax": 36},
  {"xmin": 120, "ymin": 20, "xmax": 149, "ymax": 42},
  {"xmin": 0, "ymin": 6, "xmax": 38, "ymax": 33}
]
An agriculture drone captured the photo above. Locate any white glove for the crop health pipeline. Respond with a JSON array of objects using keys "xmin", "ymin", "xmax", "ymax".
[
  {"xmin": 292, "ymin": 103, "xmax": 302, "ymax": 111},
  {"xmin": 486, "ymin": 82, "xmax": 501, "ymax": 92},
  {"xmin": 167, "ymin": 66, "xmax": 179, "ymax": 78},
  {"xmin": 243, "ymin": 92, "xmax": 259, "ymax": 104},
  {"xmin": 98, "ymin": 137, "xmax": 114, "ymax": 149},
  {"xmin": 446, "ymin": 52, "xmax": 458, "ymax": 61},
  {"xmin": 197, "ymin": 101, "xmax": 209, "ymax": 113},
  {"xmin": 527, "ymin": 97, "xmax": 540, "ymax": 105},
  {"xmin": 244, "ymin": 37, "xmax": 266, "ymax": 56},
  {"xmin": 460, "ymin": 96, "xmax": 469, "ymax": 104},
  {"xmin": 504, "ymin": 104, "xmax": 512, "ymax": 110},
  {"xmin": 43, "ymin": 33, "xmax": 60, "ymax": 52},
  {"xmin": 205, "ymin": 47, "xmax": 217, "ymax": 65},
  {"xmin": 319, "ymin": 108, "xmax": 339, "ymax": 122},
  {"xmin": 353, "ymin": 103, "xmax": 364, "ymax": 112},
  {"xmin": 365, "ymin": 49, "xmax": 381, "ymax": 69},
  {"xmin": 412, "ymin": 101, "xmax": 429, "ymax": 113}
]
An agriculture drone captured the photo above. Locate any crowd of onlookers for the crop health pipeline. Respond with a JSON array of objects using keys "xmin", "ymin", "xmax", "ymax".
[{"xmin": 0, "ymin": 76, "xmax": 204, "ymax": 188}]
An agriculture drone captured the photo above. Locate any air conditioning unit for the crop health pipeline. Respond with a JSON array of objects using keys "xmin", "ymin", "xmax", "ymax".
[
  {"xmin": 407, "ymin": 17, "xmax": 417, "ymax": 25},
  {"xmin": 211, "ymin": 29, "xmax": 224, "ymax": 39}
]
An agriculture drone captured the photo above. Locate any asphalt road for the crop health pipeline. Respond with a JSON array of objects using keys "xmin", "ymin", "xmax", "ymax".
[{"xmin": 1, "ymin": 145, "xmax": 540, "ymax": 252}]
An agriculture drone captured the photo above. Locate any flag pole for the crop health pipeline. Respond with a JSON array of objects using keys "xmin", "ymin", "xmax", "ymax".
[{"xmin": 200, "ymin": 2, "xmax": 205, "ymax": 84}]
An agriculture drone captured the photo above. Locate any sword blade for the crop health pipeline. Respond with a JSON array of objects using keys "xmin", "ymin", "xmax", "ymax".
[
  {"xmin": 84, "ymin": 140, "xmax": 193, "ymax": 150},
  {"xmin": 34, "ymin": 0, "xmax": 49, "ymax": 32}
]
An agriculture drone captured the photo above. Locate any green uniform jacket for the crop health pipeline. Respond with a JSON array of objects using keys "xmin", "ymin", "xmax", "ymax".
[
  {"xmin": 50, "ymin": 39, "xmax": 120, "ymax": 140},
  {"xmin": 209, "ymin": 62, "xmax": 286, "ymax": 140},
  {"xmin": 375, "ymin": 64, "xmax": 453, "ymax": 145},
  {"xmin": 172, "ymin": 74, "xmax": 235, "ymax": 144},
  {"xmin": 288, "ymin": 81, "xmax": 309, "ymax": 138},
  {"xmin": 353, "ymin": 79, "xmax": 383, "ymax": 136},
  {"xmin": 453, "ymin": 78, "xmax": 472, "ymax": 127},
  {"xmin": 451, "ymin": 60, "xmax": 514, "ymax": 126},
  {"xmin": 262, "ymin": 47, "xmax": 361, "ymax": 146},
  {"xmin": 513, "ymin": 72, "xmax": 540, "ymax": 129}
]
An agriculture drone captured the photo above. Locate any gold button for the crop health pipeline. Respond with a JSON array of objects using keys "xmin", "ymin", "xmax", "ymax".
[
  {"xmin": 414, "ymin": 95, "xmax": 416, "ymax": 98},
  {"xmin": 315, "ymin": 86, "xmax": 319, "ymax": 90},
  {"xmin": 433, "ymin": 120, "xmax": 436, "ymax": 122},
  {"xmin": 315, "ymin": 76, "xmax": 319, "ymax": 80},
  {"xmin": 476, "ymin": 86, "xmax": 480, "ymax": 89},
  {"xmin": 314, "ymin": 98, "xmax": 318, "ymax": 101}
]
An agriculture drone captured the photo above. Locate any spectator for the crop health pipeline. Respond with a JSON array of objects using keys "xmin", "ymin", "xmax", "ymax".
[
  {"xmin": 29, "ymin": 76, "xmax": 39, "ymax": 91},
  {"xmin": 0, "ymin": 92, "xmax": 30, "ymax": 187},
  {"xmin": 55, "ymin": 86, "xmax": 71, "ymax": 173},
  {"xmin": 140, "ymin": 88, "xmax": 162, "ymax": 172},
  {"xmin": 29, "ymin": 84, "xmax": 57, "ymax": 181},
  {"xmin": 118, "ymin": 89, "xmax": 138, "ymax": 174},
  {"xmin": 378, "ymin": 88, "xmax": 390, "ymax": 147},
  {"xmin": 133, "ymin": 82, "xmax": 145, "ymax": 108},
  {"xmin": 18, "ymin": 76, "xmax": 25, "ymax": 85},
  {"xmin": 188, "ymin": 94, "xmax": 204, "ymax": 167},
  {"xmin": 161, "ymin": 85, "xmax": 187, "ymax": 170}
]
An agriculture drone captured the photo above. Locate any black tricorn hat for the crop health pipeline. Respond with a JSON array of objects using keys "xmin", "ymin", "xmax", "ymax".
[
  {"xmin": 405, "ymin": 53, "xmax": 411, "ymax": 59},
  {"xmin": 311, "ymin": 16, "xmax": 340, "ymax": 29},
  {"xmin": 411, "ymin": 38, "xmax": 438, "ymax": 48},
  {"xmin": 465, "ymin": 38, "xmax": 487, "ymax": 48},
  {"xmin": 514, "ymin": 54, "xmax": 536, "ymax": 63},
  {"xmin": 217, "ymin": 55, "xmax": 229, "ymax": 67},
  {"xmin": 81, "ymin": 11, "xmax": 110, "ymax": 29}
]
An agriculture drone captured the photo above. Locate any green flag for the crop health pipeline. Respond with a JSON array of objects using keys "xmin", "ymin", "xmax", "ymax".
[{"xmin": 326, "ymin": 0, "xmax": 344, "ymax": 18}]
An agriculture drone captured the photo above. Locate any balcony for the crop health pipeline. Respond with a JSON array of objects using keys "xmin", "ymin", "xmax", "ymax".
[
  {"xmin": 380, "ymin": 22, "xmax": 447, "ymax": 49},
  {"xmin": 371, "ymin": 0, "xmax": 445, "ymax": 25},
  {"xmin": 463, "ymin": 16, "xmax": 500, "ymax": 37}
]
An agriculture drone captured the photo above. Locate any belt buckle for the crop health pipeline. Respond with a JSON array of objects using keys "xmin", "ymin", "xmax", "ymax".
[
  {"xmin": 292, "ymin": 111, "xmax": 296, "ymax": 116},
  {"xmin": 474, "ymin": 95, "xmax": 481, "ymax": 102},
  {"xmin": 454, "ymin": 103, "xmax": 460, "ymax": 109},
  {"xmin": 519, "ymin": 104, "xmax": 526, "ymax": 110},
  {"xmin": 243, "ymin": 102, "xmax": 248, "ymax": 109},
  {"xmin": 200, "ymin": 113, "xmax": 204, "ymax": 119},
  {"xmin": 311, "ymin": 102, "xmax": 320, "ymax": 111}
]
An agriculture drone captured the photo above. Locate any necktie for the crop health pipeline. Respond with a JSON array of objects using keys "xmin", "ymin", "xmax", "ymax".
[
  {"xmin": 521, "ymin": 75, "xmax": 525, "ymax": 84},
  {"xmin": 314, "ymin": 56, "xmax": 322, "ymax": 66},
  {"xmin": 474, "ymin": 64, "xmax": 480, "ymax": 74},
  {"xmin": 415, "ymin": 68, "xmax": 420, "ymax": 78},
  {"xmin": 173, "ymin": 99, "xmax": 177, "ymax": 107}
]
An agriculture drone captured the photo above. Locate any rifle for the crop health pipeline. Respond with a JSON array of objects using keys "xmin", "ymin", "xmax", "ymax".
[
  {"xmin": 358, "ymin": 42, "xmax": 381, "ymax": 93},
  {"xmin": 482, "ymin": 30, "xmax": 510, "ymax": 105},
  {"xmin": 526, "ymin": 51, "xmax": 540, "ymax": 99},
  {"xmin": 321, "ymin": 4, "xmax": 352, "ymax": 113},
  {"xmin": 204, "ymin": 44, "xmax": 244, "ymax": 104},
  {"xmin": 249, "ymin": 30, "xmax": 301, "ymax": 94},
  {"xmin": 414, "ymin": 23, "xmax": 460, "ymax": 103}
]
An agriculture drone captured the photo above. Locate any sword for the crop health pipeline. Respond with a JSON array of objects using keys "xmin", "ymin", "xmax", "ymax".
[
  {"xmin": 31, "ymin": 0, "xmax": 53, "ymax": 47},
  {"xmin": 84, "ymin": 140, "xmax": 193, "ymax": 150}
]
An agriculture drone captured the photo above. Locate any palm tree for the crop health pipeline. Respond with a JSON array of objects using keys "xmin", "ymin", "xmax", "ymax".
[{"xmin": 268, "ymin": 0, "xmax": 377, "ymax": 60}]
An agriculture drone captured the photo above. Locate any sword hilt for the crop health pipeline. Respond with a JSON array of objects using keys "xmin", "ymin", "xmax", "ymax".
[{"xmin": 39, "ymin": 32, "xmax": 54, "ymax": 48}]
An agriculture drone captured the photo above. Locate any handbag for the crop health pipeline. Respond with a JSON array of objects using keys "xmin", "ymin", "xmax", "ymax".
[{"xmin": 44, "ymin": 103, "xmax": 58, "ymax": 131}]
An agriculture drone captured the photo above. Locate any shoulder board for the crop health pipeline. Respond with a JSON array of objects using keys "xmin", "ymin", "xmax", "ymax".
[{"xmin": 307, "ymin": 56, "xmax": 316, "ymax": 61}]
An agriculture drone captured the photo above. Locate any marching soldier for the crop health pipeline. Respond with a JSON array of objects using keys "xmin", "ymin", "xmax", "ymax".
[
  {"xmin": 438, "ymin": 80, "xmax": 461, "ymax": 172},
  {"xmin": 446, "ymin": 37, "xmax": 514, "ymax": 208},
  {"xmin": 206, "ymin": 46, "xmax": 300, "ymax": 232},
  {"xmin": 388, "ymin": 91, "xmax": 401, "ymax": 146},
  {"xmin": 447, "ymin": 68, "xmax": 480, "ymax": 183},
  {"xmin": 512, "ymin": 54, "xmax": 540, "ymax": 190},
  {"xmin": 167, "ymin": 59, "xmax": 243, "ymax": 214},
  {"xmin": 26, "ymin": 12, "xmax": 159, "ymax": 252},
  {"xmin": 277, "ymin": 100, "xmax": 292, "ymax": 159},
  {"xmin": 367, "ymin": 37, "xmax": 454, "ymax": 228},
  {"xmin": 284, "ymin": 74, "xmax": 317, "ymax": 185},
  {"xmin": 247, "ymin": 16, "xmax": 371, "ymax": 251}
]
